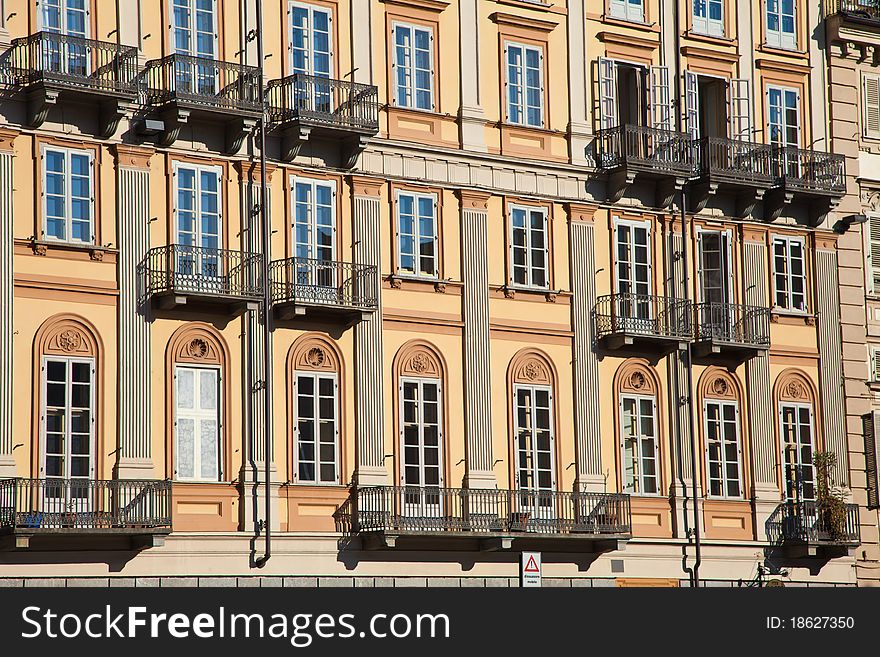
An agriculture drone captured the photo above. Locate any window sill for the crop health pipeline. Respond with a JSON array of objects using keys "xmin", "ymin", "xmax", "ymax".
[
  {"xmin": 770, "ymin": 309, "xmax": 815, "ymax": 326},
  {"xmin": 387, "ymin": 273, "xmax": 459, "ymax": 294},
  {"xmin": 867, "ymin": 380, "xmax": 880, "ymax": 392},
  {"xmin": 496, "ymin": 284, "xmax": 565, "ymax": 303},
  {"xmin": 601, "ymin": 14, "xmax": 659, "ymax": 32},
  {"xmin": 757, "ymin": 43, "xmax": 807, "ymax": 57},
  {"xmin": 20, "ymin": 239, "xmax": 115, "ymax": 262},
  {"xmin": 682, "ymin": 30, "xmax": 737, "ymax": 47}
]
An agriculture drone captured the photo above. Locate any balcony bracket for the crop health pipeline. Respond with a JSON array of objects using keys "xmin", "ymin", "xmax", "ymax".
[
  {"xmin": 604, "ymin": 169, "xmax": 636, "ymax": 203},
  {"xmin": 654, "ymin": 177, "xmax": 687, "ymax": 210},
  {"xmin": 762, "ymin": 187, "xmax": 792, "ymax": 222},
  {"xmin": 341, "ymin": 134, "xmax": 372, "ymax": 170},
  {"xmin": 156, "ymin": 106, "xmax": 190, "ymax": 148},
  {"xmin": 480, "ymin": 537, "xmax": 513, "ymax": 552},
  {"xmin": 98, "ymin": 99, "xmax": 134, "ymax": 140},
  {"xmin": 688, "ymin": 179, "xmax": 718, "ymax": 214},
  {"xmin": 280, "ymin": 125, "xmax": 312, "ymax": 162},
  {"xmin": 25, "ymin": 86, "xmax": 59, "ymax": 129},
  {"xmin": 591, "ymin": 539, "xmax": 628, "ymax": 554},
  {"xmin": 225, "ymin": 117, "xmax": 258, "ymax": 155},
  {"xmin": 735, "ymin": 189, "xmax": 761, "ymax": 219},
  {"xmin": 363, "ymin": 533, "xmax": 397, "ymax": 550}
]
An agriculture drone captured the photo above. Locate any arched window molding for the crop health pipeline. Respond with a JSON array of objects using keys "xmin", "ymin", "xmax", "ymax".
[
  {"xmin": 288, "ymin": 334, "xmax": 344, "ymax": 485},
  {"xmin": 774, "ymin": 369, "xmax": 819, "ymax": 501},
  {"xmin": 614, "ymin": 360, "xmax": 663, "ymax": 496}
]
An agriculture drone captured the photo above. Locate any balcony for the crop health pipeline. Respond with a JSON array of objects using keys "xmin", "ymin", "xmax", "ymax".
[
  {"xmin": 270, "ymin": 257, "xmax": 377, "ymax": 324},
  {"xmin": 825, "ymin": 0, "xmax": 880, "ymax": 26},
  {"xmin": 140, "ymin": 244, "xmax": 263, "ymax": 315},
  {"xmin": 335, "ymin": 485, "xmax": 631, "ymax": 552},
  {"xmin": 5, "ymin": 31, "xmax": 138, "ymax": 134},
  {"xmin": 142, "ymin": 54, "xmax": 262, "ymax": 152},
  {"xmin": 267, "ymin": 73, "xmax": 380, "ymax": 167},
  {"xmin": 693, "ymin": 138, "xmax": 777, "ymax": 216},
  {"xmin": 693, "ymin": 302, "xmax": 770, "ymax": 361},
  {"xmin": 0, "ymin": 478, "xmax": 172, "ymax": 550},
  {"xmin": 594, "ymin": 293, "xmax": 693, "ymax": 354},
  {"xmin": 595, "ymin": 124, "xmax": 696, "ymax": 206},
  {"xmin": 766, "ymin": 500, "xmax": 860, "ymax": 558}
]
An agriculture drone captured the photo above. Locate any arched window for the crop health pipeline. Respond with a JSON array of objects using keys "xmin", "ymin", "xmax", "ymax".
[
  {"xmin": 508, "ymin": 350, "xmax": 557, "ymax": 502},
  {"xmin": 699, "ymin": 369, "xmax": 744, "ymax": 499},
  {"xmin": 289, "ymin": 336, "xmax": 342, "ymax": 485},
  {"xmin": 615, "ymin": 361, "xmax": 661, "ymax": 496},
  {"xmin": 775, "ymin": 370, "xmax": 818, "ymax": 502},
  {"xmin": 394, "ymin": 342, "xmax": 445, "ymax": 517},
  {"xmin": 34, "ymin": 315, "xmax": 101, "ymax": 488},
  {"xmin": 167, "ymin": 325, "xmax": 227, "ymax": 482}
]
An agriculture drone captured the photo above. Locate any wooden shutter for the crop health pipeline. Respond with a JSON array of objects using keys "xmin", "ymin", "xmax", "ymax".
[
  {"xmin": 864, "ymin": 75, "xmax": 880, "ymax": 139},
  {"xmin": 650, "ymin": 65, "xmax": 672, "ymax": 131},
  {"xmin": 870, "ymin": 215, "xmax": 880, "ymax": 294},
  {"xmin": 729, "ymin": 78, "xmax": 752, "ymax": 141},
  {"xmin": 864, "ymin": 412, "xmax": 880, "ymax": 509},
  {"xmin": 598, "ymin": 57, "xmax": 618, "ymax": 130},
  {"xmin": 874, "ymin": 349, "xmax": 880, "ymax": 382},
  {"xmin": 684, "ymin": 70, "xmax": 699, "ymax": 139}
]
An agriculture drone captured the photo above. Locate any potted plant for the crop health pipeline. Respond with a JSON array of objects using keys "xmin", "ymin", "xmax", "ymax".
[{"xmin": 813, "ymin": 452, "xmax": 850, "ymax": 543}]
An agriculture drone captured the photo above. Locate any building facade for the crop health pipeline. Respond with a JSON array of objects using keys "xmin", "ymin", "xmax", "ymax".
[{"xmin": 0, "ymin": 0, "xmax": 873, "ymax": 587}]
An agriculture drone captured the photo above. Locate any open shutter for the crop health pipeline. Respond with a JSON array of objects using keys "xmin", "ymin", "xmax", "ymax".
[
  {"xmin": 864, "ymin": 75, "xmax": 880, "ymax": 139},
  {"xmin": 873, "ymin": 349, "xmax": 880, "ymax": 381},
  {"xmin": 432, "ymin": 196, "xmax": 439, "ymax": 278},
  {"xmin": 864, "ymin": 412, "xmax": 880, "ymax": 509},
  {"xmin": 870, "ymin": 215, "xmax": 880, "ymax": 294},
  {"xmin": 650, "ymin": 65, "xmax": 672, "ymax": 131},
  {"xmin": 598, "ymin": 57, "xmax": 618, "ymax": 130},
  {"xmin": 729, "ymin": 78, "xmax": 752, "ymax": 141},
  {"xmin": 684, "ymin": 70, "xmax": 699, "ymax": 139}
]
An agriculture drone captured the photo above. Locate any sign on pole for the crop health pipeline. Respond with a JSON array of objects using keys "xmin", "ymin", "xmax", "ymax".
[{"xmin": 521, "ymin": 551, "xmax": 542, "ymax": 588}]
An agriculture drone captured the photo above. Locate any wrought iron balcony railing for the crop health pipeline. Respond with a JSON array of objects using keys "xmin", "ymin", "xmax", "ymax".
[
  {"xmin": 0, "ymin": 478, "xmax": 172, "ymax": 532},
  {"xmin": 8, "ymin": 31, "xmax": 139, "ymax": 96},
  {"xmin": 143, "ymin": 54, "xmax": 261, "ymax": 114},
  {"xmin": 694, "ymin": 302, "xmax": 771, "ymax": 348},
  {"xmin": 595, "ymin": 124, "xmax": 696, "ymax": 176},
  {"xmin": 140, "ymin": 244, "xmax": 263, "ymax": 301},
  {"xmin": 773, "ymin": 145, "xmax": 846, "ymax": 195},
  {"xmin": 697, "ymin": 137, "xmax": 776, "ymax": 185},
  {"xmin": 267, "ymin": 73, "xmax": 380, "ymax": 132},
  {"xmin": 335, "ymin": 485, "xmax": 632, "ymax": 538},
  {"xmin": 766, "ymin": 500, "xmax": 860, "ymax": 547},
  {"xmin": 594, "ymin": 293, "xmax": 693, "ymax": 343},
  {"xmin": 825, "ymin": 0, "xmax": 880, "ymax": 22},
  {"xmin": 270, "ymin": 256, "xmax": 378, "ymax": 310}
]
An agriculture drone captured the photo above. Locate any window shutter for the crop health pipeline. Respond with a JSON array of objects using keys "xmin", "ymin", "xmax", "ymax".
[
  {"xmin": 870, "ymin": 215, "xmax": 880, "ymax": 294},
  {"xmin": 650, "ymin": 65, "xmax": 672, "ymax": 132},
  {"xmin": 874, "ymin": 349, "xmax": 880, "ymax": 381},
  {"xmin": 729, "ymin": 78, "xmax": 752, "ymax": 141},
  {"xmin": 864, "ymin": 412, "xmax": 880, "ymax": 509},
  {"xmin": 684, "ymin": 70, "xmax": 699, "ymax": 139},
  {"xmin": 865, "ymin": 75, "xmax": 880, "ymax": 139},
  {"xmin": 598, "ymin": 57, "xmax": 618, "ymax": 130}
]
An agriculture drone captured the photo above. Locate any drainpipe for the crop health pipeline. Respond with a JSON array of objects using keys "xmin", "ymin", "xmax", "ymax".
[
  {"xmin": 671, "ymin": 0, "xmax": 701, "ymax": 587},
  {"xmin": 255, "ymin": 0, "xmax": 272, "ymax": 568}
]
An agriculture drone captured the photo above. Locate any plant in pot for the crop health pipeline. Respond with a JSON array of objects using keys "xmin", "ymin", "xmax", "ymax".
[{"xmin": 813, "ymin": 451, "xmax": 849, "ymax": 543}]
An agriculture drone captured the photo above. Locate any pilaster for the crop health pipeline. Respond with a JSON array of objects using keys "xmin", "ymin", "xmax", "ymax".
[
  {"xmin": 0, "ymin": 127, "xmax": 16, "ymax": 476},
  {"xmin": 458, "ymin": 0, "xmax": 487, "ymax": 152}
]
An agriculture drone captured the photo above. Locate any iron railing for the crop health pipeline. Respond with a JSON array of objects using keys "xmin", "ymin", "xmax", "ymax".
[
  {"xmin": 595, "ymin": 124, "xmax": 696, "ymax": 176},
  {"xmin": 594, "ymin": 293, "xmax": 693, "ymax": 342},
  {"xmin": 140, "ymin": 244, "xmax": 263, "ymax": 300},
  {"xmin": 698, "ymin": 137, "xmax": 776, "ymax": 185},
  {"xmin": 8, "ymin": 31, "xmax": 139, "ymax": 95},
  {"xmin": 269, "ymin": 257, "xmax": 378, "ymax": 310},
  {"xmin": 267, "ymin": 73, "xmax": 379, "ymax": 131},
  {"xmin": 773, "ymin": 145, "xmax": 846, "ymax": 195},
  {"xmin": 336, "ymin": 486, "xmax": 632, "ymax": 537},
  {"xmin": 766, "ymin": 500, "xmax": 860, "ymax": 546},
  {"xmin": 0, "ymin": 478, "xmax": 172, "ymax": 531},
  {"xmin": 825, "ymin": 0, "xmax": 880, "ymax": 21},
  {"xmin": 694, "ymin": 302, "xmax": 771, "ymax": 348},
  {"xmin": 143, "ymin": 54, "xmax": 261, "ymax": 113}
]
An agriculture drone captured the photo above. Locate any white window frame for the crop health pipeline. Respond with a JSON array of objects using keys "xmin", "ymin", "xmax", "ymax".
[
  {"xmin": 173, "ymin": 364, "xmax": 222, "ymax": 483},
  {"xmin": 41, "ymin": 145, "xmax": 95, "ymax": 245},
  {"xmin": 779, "ymin": 401, "xmax": 816, "ymax": 502},
  {"xmin": 772, "ymin": 234, "xmax": 807, "ymax": 313},
  {"xmin": 289, "ymin": 1, "xmax": 334, "ymax": 78},
  {"xmin": 395, "ymin": 189, "xmax": 438, "ymax": 279},
  {"xmin": 608, "ymin": 0, "xmax": 646, "ymax": 23},
  {"xmin": 619, "ymin": 393, "xmax": 660, "ymax": 496},
  {"xmin": 692, "ymin": 0, "xmax": 724, "ymax": 37},
  {"xmin": 766, "ymin": 84, "xmax": 801, "ymax": 149},
  {"xmin": 508, "ymin": 204, "xmax": 550, "ymax": 290},
  {"xmin": 173, "ymin": 161, "xmax": 223, "ymax": 248},
  {"xmin": 39, "ymin": 0, "xmax": 90, "ymax": 37},
  {"xmin": 613, "ymin": 216, "xmax": 653, "ymax": 296},
  {"xmin": 696, "ymin": 227, "xmax": 733, "ymax": 305},
  {"xmin": 391, "ymin": 21, "xmax": 434, "ymax": 111},
  {"xmin": 291, "ymin": 175, "xmax": 337, "ymax": 262},
  {"xmin": 170, "ymin": 0, "xmax": 218, "ymax": 58},
  {"xmin": 504, "ymin": 41, "xmax": 544, "ymax": 128},
  {"xmin": 293, "ymin": 370, "xmax": 340, "ymax": 485},
  {"xmin": 512, "ymin": 383, "xmax": 556, "ymax": 495},
  {"xmin": 765, "ymin": 0, "xmax": 797, "ymax": 50},
  {"xmin": 703, "ymin": 398, "xmax": 743, "ymax": 499},
  {"xmin": 40, "ymin": 355, "xmax": 96, "ymax": 480}
]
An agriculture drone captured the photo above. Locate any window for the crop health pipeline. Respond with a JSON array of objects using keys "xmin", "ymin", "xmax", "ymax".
[
  {"xmin": 392, "ymin": 23, "xmax": 434, "ymax": 111},
  {"xmin": 509, "ymin": 205, "xmax": 549, "ymax": 289},
  {"xmin": 614, "ymin": 218, "xmax": 652, "ymax": 323},
  {"xmin": 598, "ymin": 59, "xmax": 672, "ymax": 132},
  {"xmin": 704, "ymin": 399, "xmax": 742, "ymax": 498},
  {"xmin": 290, "ymin": 3, "xmax": 332, "ymax": 78},
  {"xmin": 684, "ymin": 73, "xmax": 735, "ymax": 140},
  {"xmin": 620, "ymin": 394, "xmax": 659, "ymax": 495},
  {"xmin": 766, "ymin": 0, "xmax": 796, "ymax": 50},
  {"xmin": 292, "ymin": 177, "xmax": 336, "ymax": 295},
  {"xmin": 869, "ymin": 215, "xmax": 880, "ymax": 294},
  {"xmin": 513, "ymin": 384, "xmax": 555, "ymax": 497},
  {"xmin": 780, "ymin": 401, "xmax": 815, "ymax": 501},
  {"xmin": 767, "ymin": 85, "xmax": 800, "ymax": 149},
  {"xmin": 505, "ymin": 42, "xmax": 543, "ymax": 127},
  {"xmin": 295, "ymin": 371, "xmax": 339, "ymax": 484},
  {"xmin": 172, "ymin": 0, "xmax": 217, "ymax": 95},
  {"xmin": 174, "ymin": 365, "xmax": 221, "ymax": 482},
  {"xmin": 772, "ymin": 235, "xmax": 806, "ymax": 312},
  {"xmin": 40, "ymin": 0, "xmax": 90, "ymax": 75},
  {"xmin": 41, "ymin": 0, "xmax": 88, "ymax": 36},
  {"xmin": 870, "ymin": 346, "xmax": 880, "ymax": 383},
  {"xmin": 608, "ymin": 0, "xmax": 645, "ymax": 22},
  {"xmin": 43, "ymin": 147, "xmax": 94, "ymax": 244},
  {"xmin": 42, "ymin": 357, "xmax": 95, "ymax": 483},
  {"xmin": 396, "ymin": 190, "xmax": 437, "ymax": 278},
  {"xmin": 697, "ymin": 230, "xmax": 734, "ymax": 339},
  {"xmin": 400, "ymin": 377, "xmax": 443, "ymax": 518},
  {"xmin": 692, "ymin": 0, "xmax": 723, "ymax": 36},
  {"xmin": 864, "ymin": 75, "xmax": 880, "ymax": 140},
  {"xmin": 174, "ymin": 163, "xmax": 222, "ymax": 279}
]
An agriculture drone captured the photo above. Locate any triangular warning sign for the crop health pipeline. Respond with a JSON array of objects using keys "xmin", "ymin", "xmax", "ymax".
[{"xmin": 524, "ymin": 555, "xmax": 540, "ymax": 573}]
